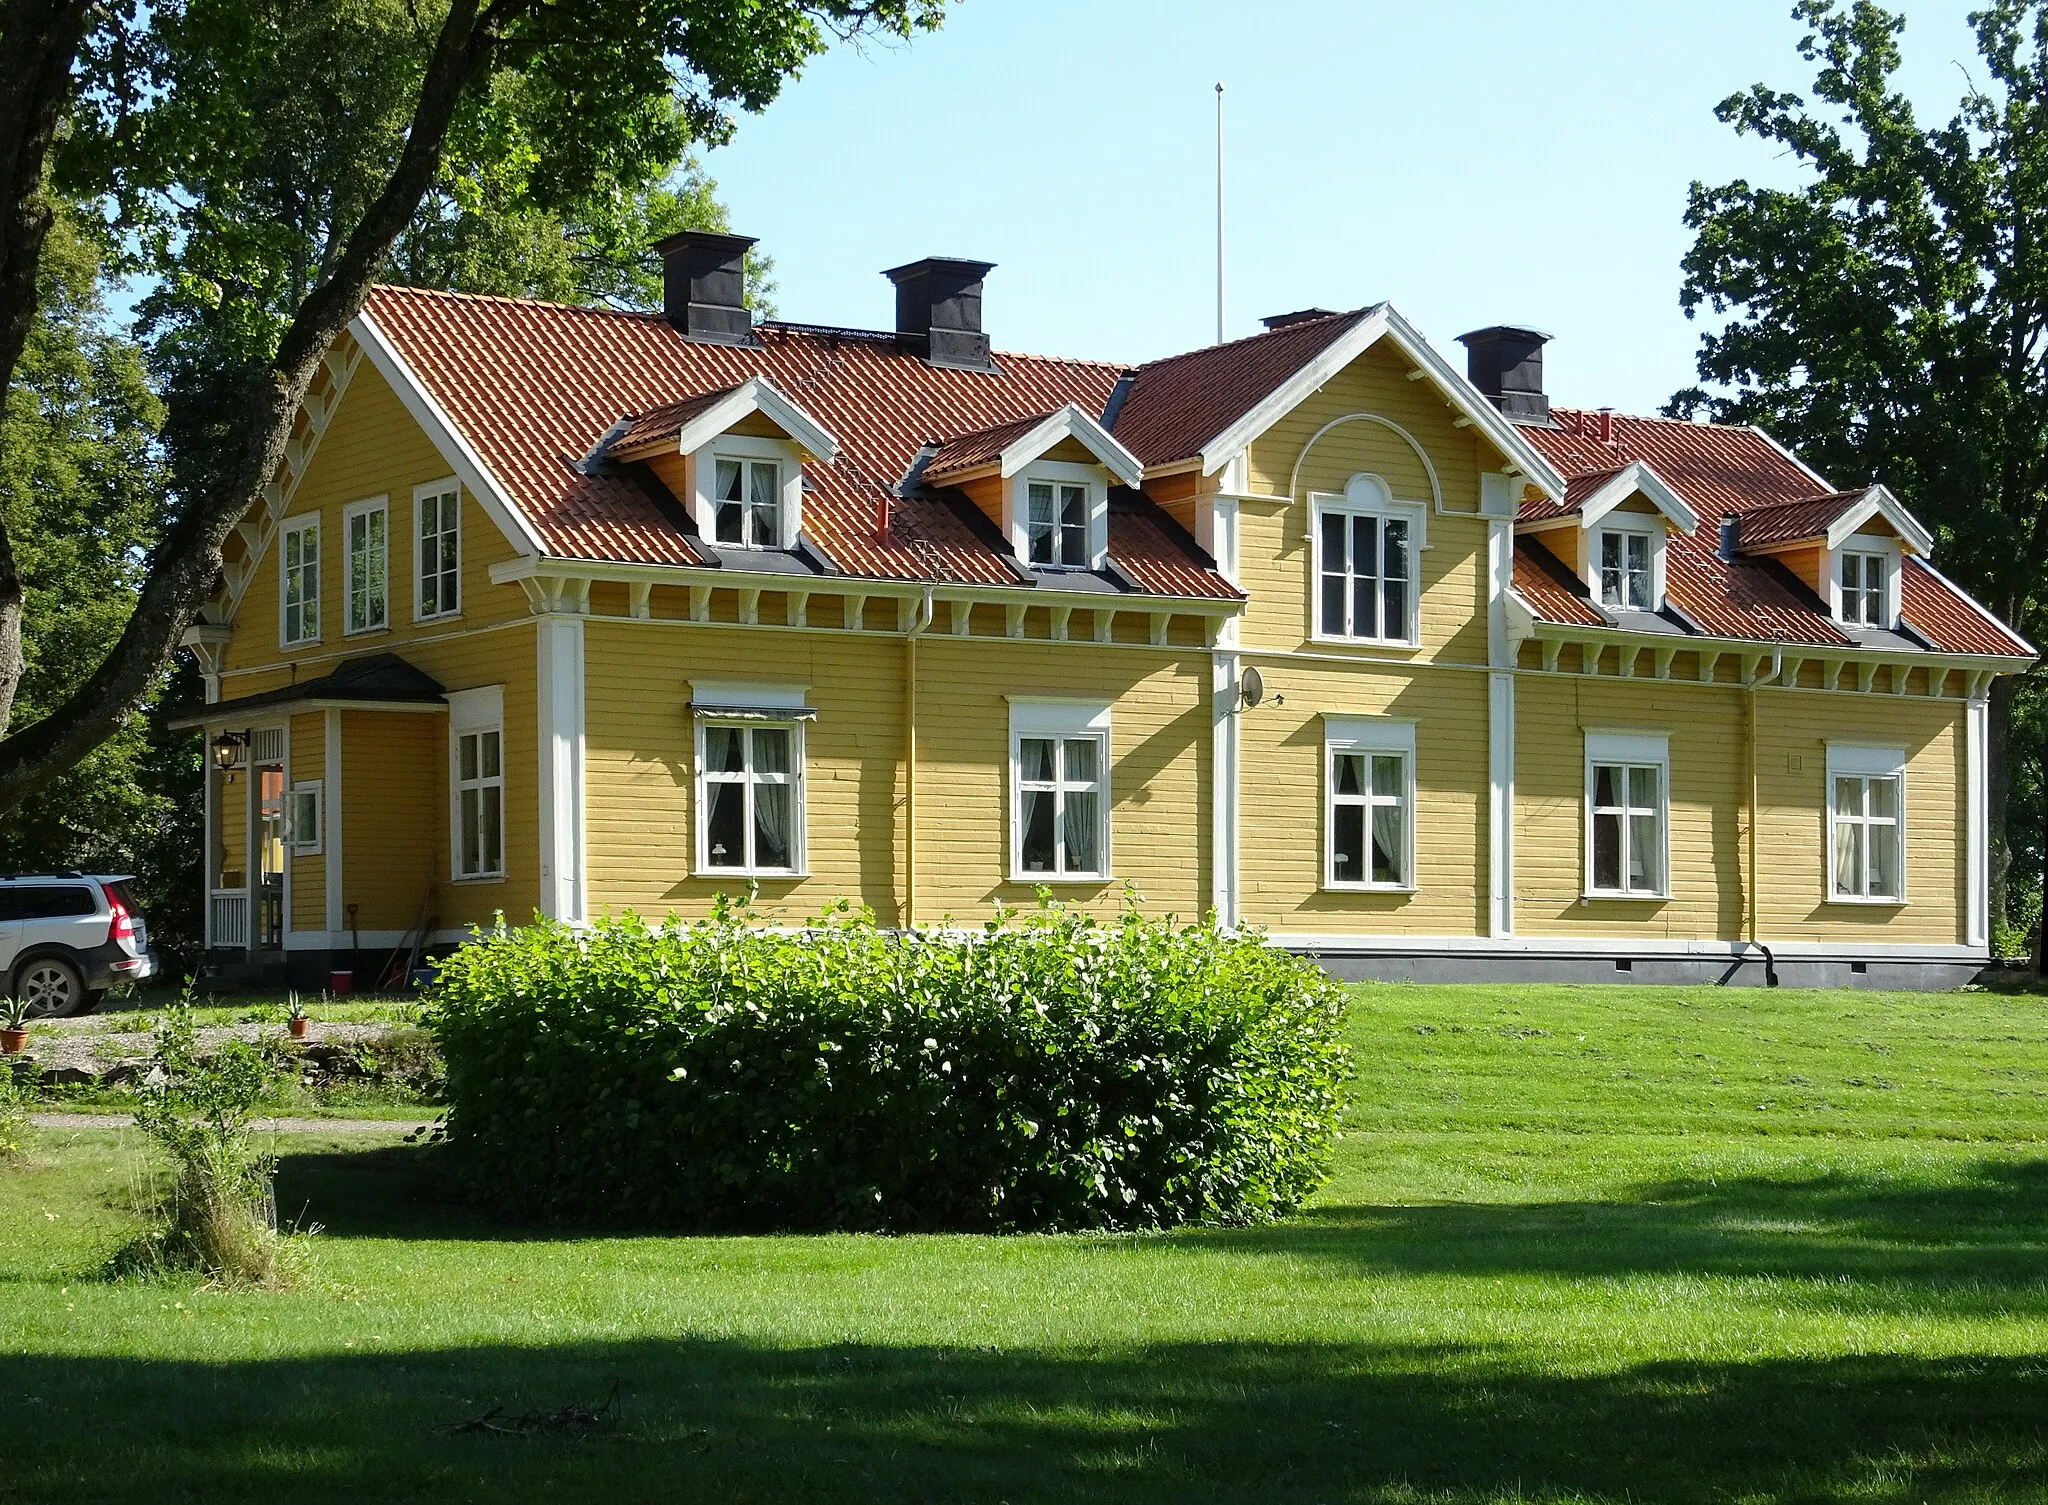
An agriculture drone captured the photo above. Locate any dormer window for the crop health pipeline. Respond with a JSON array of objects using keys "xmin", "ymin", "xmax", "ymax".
[
  {"xmin": 713, "ymin": 457, "xmax": 782, "ymax": 548},
  {"xmin": 1026, "ymin": 478, "xmax": 1090, "ymax": 567},
  {"xmin": 1839, "ymin": 551, "xmax": 1887, "ymax": 626},
  {"xmin": 1597, "ymin": 528, "xmax": 1652, "ymax": 610},
  {"xmin": 1010, "ymin": 462, "xmax": 1106, "ymax": 571}
]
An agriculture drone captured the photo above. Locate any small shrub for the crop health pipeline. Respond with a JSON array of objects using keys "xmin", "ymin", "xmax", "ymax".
[
  {"xmin": 428, "ymin": 897, "xmax": 1350, "ymax": 1233},
  {"xmin": 0, "ymin": 1061, "xmax": 31, "ymax": 1161},
  {"xmin": 126, "ymin": 1004, "xmax": 291, "ymax": 1285}
]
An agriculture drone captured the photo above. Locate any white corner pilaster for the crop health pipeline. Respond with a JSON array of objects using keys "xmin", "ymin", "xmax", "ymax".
[
  {"xmin": 1211, "ymin": 636, "xmax": 1241, "ymax": 930},
  {"xmin": 1486, "ymin": 511, "xmax": 1517, "ymax": 939},
  {"xmin": 1967, "ymin": 692, "xmax": 1990, "ymax": 949},
  {"xmin": 536, "ymin": 614, "xmax": 588, "ymax": 925},
  {"xmin": 324, "ymin": 708, "xmax": 345, "ymax": 936}
]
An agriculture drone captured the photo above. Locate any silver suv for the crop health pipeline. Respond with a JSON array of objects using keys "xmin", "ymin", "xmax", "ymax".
[{"xmin": 0, "ymin": 874, "xmax": 155, "ymax": 1016}]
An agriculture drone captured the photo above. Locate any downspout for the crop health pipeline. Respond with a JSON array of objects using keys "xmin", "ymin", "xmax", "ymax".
[
  {"xmin": 1745, "ymin": 650, "xmax": 1781, "ymax": 987},
  {"xmin": 903, "ymin": 587, "xmax": 935, "ymax": 929}
]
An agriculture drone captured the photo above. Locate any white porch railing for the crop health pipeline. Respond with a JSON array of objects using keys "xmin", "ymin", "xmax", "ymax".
[{"xmin": 210, "ymin": 890, "xmax": 250, "ymax": 949}]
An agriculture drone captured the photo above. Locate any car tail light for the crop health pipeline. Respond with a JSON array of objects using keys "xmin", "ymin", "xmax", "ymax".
[{"xmin": 108, "ymin": 892, "xmax": 136, "ymax": 946}]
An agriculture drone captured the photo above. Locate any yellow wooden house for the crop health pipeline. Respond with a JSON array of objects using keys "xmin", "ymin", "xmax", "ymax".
[{"xmin": 176, "ymin": 234, "xmax": 2033, "ymax": 988}]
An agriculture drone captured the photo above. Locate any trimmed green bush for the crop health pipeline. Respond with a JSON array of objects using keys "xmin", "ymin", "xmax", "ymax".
[{"xmin": 427, "ymin": 898, "xmax": 1350, "ymax": 1232}]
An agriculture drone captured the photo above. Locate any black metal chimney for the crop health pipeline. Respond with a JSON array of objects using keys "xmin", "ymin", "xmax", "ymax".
[
  {"xmin": 1455, "ymin": 325, "xmax": 1554, "ymax": 426},
  {"xmin": 884, "ymin": 257, "xmax": 996, "ymax": 372},
  {"xmin": 655, "ymin": 230, "xmax": 756, "ymax": 345}
]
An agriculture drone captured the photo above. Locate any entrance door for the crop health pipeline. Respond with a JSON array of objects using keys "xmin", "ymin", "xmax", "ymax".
[{"xmin": 256, "ymin": 760, "xmax": 285, "ymax": 950}]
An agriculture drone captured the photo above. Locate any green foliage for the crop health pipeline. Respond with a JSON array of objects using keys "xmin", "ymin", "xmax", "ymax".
[
  {"xmin": 0, "ymin": 1062, "xmax": 30, "ymax": 1160},
  {"xmin": 128, "ymin": 1003, "xmax": 289, "ymax": 1284},
  {"xmin": 1671, "ymin": 0, "xmax": 2048, "ymax": 926},
  {"xmin": 428, "ymin": 899, "xmax": 1350, "ymax": 1233}
]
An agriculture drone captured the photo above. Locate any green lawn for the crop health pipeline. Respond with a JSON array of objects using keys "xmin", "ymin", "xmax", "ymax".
[{"xmin": 6, "ymin": 983, "xmax": 2048, "ymax": 1503}]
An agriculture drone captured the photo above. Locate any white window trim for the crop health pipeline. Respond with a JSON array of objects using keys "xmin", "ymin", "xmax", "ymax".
[
  {"xmin": 343, "ymin": 495, "xmax": 390, "ymax": 637},
  {"xmin": 1583, "ymin": 730, "xmax": 1671, "ymax": 900},
  {"xmin": 1588, "ymin": 514, "xmax": 1666, "ymax": 613},
  {"xmin": 1322, "ymin": 716, "xmax": 1417, "ymax": 892},
  {"xmin": 694, "ymin": 434, "xmax": 804, "ymax": 551},
  {"xmin": 288, "ymin": 779, "xmax": 323, "ymax": 855},
  {"xmin": 1007, "ymin": 698, "xmax": 1113, "ymax": 884},
  {"xmin": 1006, "ymin": 460, "xmax": 1109, "ymax": 572},
  {"xmin": 1309, "ymin": 473, "xmax": 1427, "ymax": 649},
  {"xmin": 1825, "ymin": 742, "xmax": 1908, "ymax": 905},
  {"xmin": 1827, "ymin": 534, "xmax": 1902, "ymax": 630},
  {"xmin": 447, "ymin": 685, "xmax": 506, "ymax": 884},
  {"xmin": 278, "ymin": 514, "xmax": 321, "ymax": 648},
  {"xmin": 692, "ymin": 717, "xmax": 809, "ymax": 878},
  {"xmin": 413, "ymin": 478, "xmax": 462, "ymax": 623}
]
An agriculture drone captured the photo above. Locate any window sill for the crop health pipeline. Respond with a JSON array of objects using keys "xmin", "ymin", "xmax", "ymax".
[
  {"xmin": 343, "ymin": 624, "xmax": 391, "ymax": 640},
  {"xmin": 1321, "ymin": 882, "xmax": 1416, "ymax": 895},
  {"xmin": 1579, "ymin": 890, "xmax": 1670, "ymax": 903},
  {"xmin": 695, "ymin": 869, "xmax": 809, "ymax": 881},
  {"xmin": 280, "ymin": 639, "xmax": 323, "ymax": 652},
  {"xmin": 1825, "ymin": 895, "xmax": 1908, "ymax": 907},
  {"xmin": 414, "ymin": 609, "xmax": 462, "ymax": 626},
  {"xmin": 452, "ymin": 873, "xmax": 507, "ymax": 885},
  {"xmin": 1307, "ymin": 634, "xmax": 1422, "ymax": 653},
  {"xmin": 1009, "ymin": 872, "xmax": 1113, "ymax": 886},
  {"xmin": 290, "ymin": 845, "xmax": 323, "ymax": 859}
]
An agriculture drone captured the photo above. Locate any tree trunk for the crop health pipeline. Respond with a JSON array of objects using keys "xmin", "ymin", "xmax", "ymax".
[
  {"xmin": 0, "ymin": 0, "xmax": 508, "ymax": 812},
  {"xmin": 0, "ymin": 0, "xmax": 93, "ymax": 736},
  {"xmin": 2034, "ymin": 745, "xmax": 2048, "ymax": 976}
]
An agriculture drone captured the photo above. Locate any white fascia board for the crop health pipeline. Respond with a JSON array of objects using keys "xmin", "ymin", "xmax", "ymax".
[
  {"xmin": 998, "ymin": 404, "xmax": 1144, "ymax": 489},
  {"xmin": 1577, "ymin": 461, "xmax": 1700, "ymax": 534},
  {"xmin": 672, "ymin": 376, "xmax": 840, "ymax": 464},
  {"xmin": 1827, "ymin": 484, "xmax": 1935, "ymax": 556},
  {"xmin": 350, "ymin": 309, "xmax": 549, "ymax": 558},
  {"xmin": 1194, "ymin": 305, "xmax": 1568, "ymax": 501}
]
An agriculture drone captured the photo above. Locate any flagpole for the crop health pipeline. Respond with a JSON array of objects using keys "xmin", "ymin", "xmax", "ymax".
[{"xmin": 1215, "ymin": 81, "xmax": 1225, "ymax": 345}]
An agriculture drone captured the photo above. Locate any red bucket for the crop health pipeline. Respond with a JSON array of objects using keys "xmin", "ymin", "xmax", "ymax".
[{"xmin": 329, "ymin": 969, "xmax": 354, "ymax": 996}]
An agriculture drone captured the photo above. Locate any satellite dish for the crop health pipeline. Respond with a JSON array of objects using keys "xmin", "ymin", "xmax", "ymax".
[{"xmin": 1240, "ymin": 666, "xmax": 1265, "ymax": 709}]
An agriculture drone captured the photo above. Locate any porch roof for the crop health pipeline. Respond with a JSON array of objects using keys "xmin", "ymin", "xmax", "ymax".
[{"xmin": 171, "ymin": 653, "xmax": 446, "ymax": 728}]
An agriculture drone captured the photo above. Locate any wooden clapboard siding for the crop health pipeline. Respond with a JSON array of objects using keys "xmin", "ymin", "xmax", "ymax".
[
  {"xmin": 339, "ymin": 709, "xmax": 441, "ymax": 934},
  {"xmin": 1234, "ymin": 660, "xmax": 1490, "ymax": 935}
]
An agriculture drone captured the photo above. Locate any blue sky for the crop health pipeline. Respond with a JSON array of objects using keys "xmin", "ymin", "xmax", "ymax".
[{"xmin": 703, "ymin": 0, "xmax": 1984, "ymax": 415}]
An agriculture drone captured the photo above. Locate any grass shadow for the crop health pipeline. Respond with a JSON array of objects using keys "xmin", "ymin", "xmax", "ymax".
[{"xmin": 5, "ymin": 1336, "xmax": 2048, "ymax": 1502}]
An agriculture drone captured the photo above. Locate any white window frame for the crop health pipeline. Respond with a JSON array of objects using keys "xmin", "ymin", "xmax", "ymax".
[
  {"xmin": 1007, "ymin": 698, "xmax": 1112, "ymax": 883},
  {"xmin": 1829, "ymin": 536, "xmax": 1900, "ymax": 629},
  {"xmin": 1826, "ymin": 743, "xmax": 1907, "ymax": 905},
  {"xmin": 1309, "ymin": 473, "xmax": 1425, "ymax": 648},
  {"xmin": 694, "ymin": 435, "xmax": 803, "ymax": 551},
  {"xmin": 414, "ymin": 478, "xmax": 462, "ymax": 622},
  {"xmin": 279, "ymin": 514, "xmax": 321, "ymax": 647},
  {"xmin": 1591, "ymin": 517, "xmax": 1664, "ymax": 612},
  {"xmin": 288, "ymin": 779, "xmax": 323, "ymax": 855},
  {"xmin": 1322, "ymin": 716, "xmax": 1417, "ymax": 892},
  {"xmin": 1008, "ymin": 461, "xmax": 1108, "ymax": 571},
  {"xmin": 343, "ymin": 495, "xmax": 389, "ymax": 636},
  {"xmin": 1583, "ymin": 730, "xmax": 1671, "ymax": 900},
  {"xmin": 689, "ymin": 681, "xmax": 810, "ymax": 877},
  {"xmin": 447, "ymin": 685, "xmax": 506, "ymax": 883}
]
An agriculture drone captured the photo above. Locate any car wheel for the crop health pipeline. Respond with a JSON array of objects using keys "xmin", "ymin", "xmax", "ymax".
[{"xmin": 14, "ymin": 955, "xmax": 85, "ymax": 1018}]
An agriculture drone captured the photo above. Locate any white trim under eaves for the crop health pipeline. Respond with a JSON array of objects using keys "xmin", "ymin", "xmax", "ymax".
[
  {"xmin": 349, "ymin": 308, "xmax": 549, "ymax": 559},
  {"xmin": 1827, "ymin": 484, "xmax": 1935, "ymax": 556},
  {"xmin": 666, "ymin": 376, "xmax": 840, "ymax": 465},
  {"xmin": 1574, "ymin": 460, "xmax": 1700, "ymax": 534},
  {"xmin": 1194, "ymin": 304, "xmax": 1569, "ymax": 501},
  {"xmin": 997, "ymin": 404, "xmax": 1144, "ymax": 489}
]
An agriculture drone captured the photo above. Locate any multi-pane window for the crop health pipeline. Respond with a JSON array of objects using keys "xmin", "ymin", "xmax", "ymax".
[
  {"xmin": 1318, "ymin": 504, "xmax": 1412, "ymax": 642},
  {"xmin": 346, "ymin": 499, "xmax": 387, "ymax": 634},
  {"xmin": 1840, "ymin": 551, "xmax": 1887, "ymax": 626},
  {"xmin": 1011, "ymin": 733, "xmax": 1105, "ymax": 876},
  {"xmin": 700, "ymin": 722, "xmax": 800, "ymax": 873},
  {"xmin": 1589, "ymin": 761, "xmax": 1664, "ymax": 896},
  {"xmin": 455, "ymin": 727, "xmax": 504, "ymax": 880},
  {"xmin": 713, "ymin": 458, "xmax": 781, "ymax": 548},
  {"xmin": 1598, "ymin": 529, "xmax": 1653, "ymax": 610},
  {"xmin": 1832, "ymin": 771, "xmax": 1903, "ymax": 901},
  {"xmin": 417, "ymin": 483, "xmax": 460, "ymax": 619},
  {"xmin": 1026, "ymin": 480, "xmax": 1090, "ymax": 567},
  {"xmin": 281, "ymin": 517, "xmax": 320, "ymax": 645},
  {"xmin": 1329, "ymin": 750, "xmax": 1408, "ymax": 887},
  {"xmin": 288, "ymin": 781, "xmax": 322, "ymax": 854}
]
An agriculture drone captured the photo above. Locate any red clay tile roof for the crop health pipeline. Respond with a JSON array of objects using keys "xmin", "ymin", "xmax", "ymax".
[
  {"xmin": 1733, "ymin": 490, "xmax": 1865, "ymax": 550},
  {"xmin": 360, "ymin": 286, "xmax": 1238, "ymax": 600},
  {"xmin": 920, "ymin": 411, "xmax": 1051, "ymax": 483},
  {"xmin": 1514, "ymin": 405, "xmax": 2028, "ymax": 658},
  {"xmin": 1107, "ymin": 308, "xmax": 1373, "ymax": 468},
  {"xmin": 610, "ymin": 385, "xmax": 743, "ymax": 456},
  {"xmin": 1902, "ymin": 558, "xmax": 2033, "ymax": 656},
  {"xmin": 1511, "ymin": 539, "xmax": 1603, "ymax": 626},
  {"xmin": 1526, "ymin": 408, "xmax": 1827, "ymax": 519}
]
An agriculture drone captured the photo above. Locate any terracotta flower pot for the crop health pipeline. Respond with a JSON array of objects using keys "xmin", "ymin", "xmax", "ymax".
[
  {"xmin": 1, "ymin": 1027, "xmax": 26, "ymax": 1055},
  {"xmin": 288, "ymin": 1017, "xmax": 310, "ymax": 1040}
]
